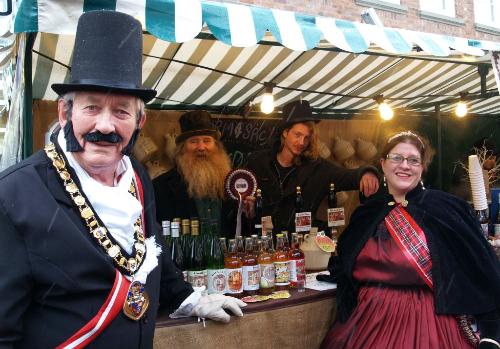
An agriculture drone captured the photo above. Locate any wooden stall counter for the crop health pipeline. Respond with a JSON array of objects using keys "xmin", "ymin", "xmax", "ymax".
[{"xmin": 154, "ymin": 288, "xmax": 336, "ymax": 349}]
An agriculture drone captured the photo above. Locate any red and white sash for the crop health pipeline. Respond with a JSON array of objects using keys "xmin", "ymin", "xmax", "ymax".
[
  {"xmin": 56, "ymin": 270, "xmax": 131, "ymax": 349},
  {"xmin": 57, "ymin": 172, "xmax": 147, "ymax": 348}
]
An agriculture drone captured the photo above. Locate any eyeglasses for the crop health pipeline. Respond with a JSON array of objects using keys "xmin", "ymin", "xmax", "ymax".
[{"xmin": 386, "ymin": 153, "xmax": 422, "ymax": 166}]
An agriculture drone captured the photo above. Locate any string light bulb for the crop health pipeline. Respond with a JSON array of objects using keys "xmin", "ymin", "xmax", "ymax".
[
  {"xmin": 260, "ymin": 82, "xmax": 275, "ymax": 114},
  {"xmin": 455, "ymin": 92, "xmax": 468, "ymax": 118},
  {"xmin": 374, "ymin": 95, "xmax": 394, "ymax": 121}
]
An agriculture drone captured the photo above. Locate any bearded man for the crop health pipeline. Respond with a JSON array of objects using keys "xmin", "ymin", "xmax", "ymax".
[{"xmin": 153, "ymin": 111, "xmax": 237, "ymax": 236}]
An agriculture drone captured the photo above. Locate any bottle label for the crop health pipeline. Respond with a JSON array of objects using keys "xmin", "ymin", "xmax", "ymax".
[
  {"xmin": 274, "ymin": 261, "xmax": 290, "ymax": 285},
  {"xmin": 328, "ymin": 207, "xmax": 345, "ymax": 227},
  {"xmin": 242, "ymin": 265, "xmax": 260, "ymax": 291},
  {"xmin": 295, "ymin": 212, "xmax": 312, "ymax": 232},
  {"xmin": 259, "ymin": 263, "xmax": 275, "ymax": 288},
  {"xmin": 187, "ymin": 270, "xmax": 207, "ymax": 288},
  {"xmin": 226, "ymin": 268, "xmax": 243, "ymax": 294},
  {"xmin": 289, "ymin": 259, "xmax": 306, "ymax": 283},
  {"xmin": 207, "ymin": 269, "xmax": 226, "ymax": 294}
]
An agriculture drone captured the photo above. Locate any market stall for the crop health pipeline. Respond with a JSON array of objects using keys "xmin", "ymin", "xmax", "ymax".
[
  {"xmin": 154, "ymin": 288, "xmax": 336, "ymax": 349},
  {"xmin": 0, "ymin": 1, "xmax": 499, "ymax": 347}
]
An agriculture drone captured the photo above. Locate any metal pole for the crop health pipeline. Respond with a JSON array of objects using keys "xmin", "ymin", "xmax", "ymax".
[
  {"xmin": 435, "ymin": 104, "xmax": 442, "ymax": 190},
  {"xmin": 22, "ymin": 33, "xmax": 36, "ymax": 159}
]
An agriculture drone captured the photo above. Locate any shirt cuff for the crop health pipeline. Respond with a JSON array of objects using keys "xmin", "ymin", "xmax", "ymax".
[{"xmin": 169, "ymin": 286, "xmax": 204, "ymax": 318}]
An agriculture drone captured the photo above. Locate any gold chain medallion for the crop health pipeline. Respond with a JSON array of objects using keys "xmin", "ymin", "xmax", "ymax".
[{"xmin": 45, "ymin": 143, "xmax": 150, "ymax": 320}]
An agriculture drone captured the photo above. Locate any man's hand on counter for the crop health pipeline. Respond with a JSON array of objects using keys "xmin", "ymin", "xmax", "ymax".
[
  {"xmin": 243, "ymin": 195, "xmax": 256, "ymax": 219},
  {"xmin": 190, "ymin": 294, "xmax": 247, "ymax": 323}
]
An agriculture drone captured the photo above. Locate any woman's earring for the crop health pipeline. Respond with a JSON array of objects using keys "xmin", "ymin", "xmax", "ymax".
[
  {"xmin": 383, "ymin": 176, "xmax": 387, "ymax": 187},
  {"xmin": 420, "ymin": 180, "xmax": 425, "ymax": 190}
]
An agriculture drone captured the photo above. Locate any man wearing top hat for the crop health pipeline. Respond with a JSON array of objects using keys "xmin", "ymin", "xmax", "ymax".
[
  {"xmin": 0, "ymin": 11, "xmax": 244, "ymax": 349},
  {"xmin": 245, "ymin": 100, "xmax": 380, "ymax": 234},
  {"xmin": 153, "ymin": 110, "xmax": 241, "ymax": 237}
]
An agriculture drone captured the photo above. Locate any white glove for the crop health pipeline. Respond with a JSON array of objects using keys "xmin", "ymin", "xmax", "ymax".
[{"xmin": 190, "ymin": 294, "xmax": 247, "ymax": 323}]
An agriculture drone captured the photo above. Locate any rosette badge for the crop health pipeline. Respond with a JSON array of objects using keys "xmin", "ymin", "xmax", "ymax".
[
  {"xmin": 224, "ymin": 169, "xmax": 257, "ymax": 201},
  {"xmin": 225, "ymin": 169, "xmax": 257, "ymax": 238}
]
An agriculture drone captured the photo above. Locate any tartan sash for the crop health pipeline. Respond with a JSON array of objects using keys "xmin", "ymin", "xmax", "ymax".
[
  {"xmin": 385, "ymin": 205, "xmax": 433, "ymax": 289},
  {"xmin": 385, "ymin": 204, "xmax": 480, "ymax": 346}
]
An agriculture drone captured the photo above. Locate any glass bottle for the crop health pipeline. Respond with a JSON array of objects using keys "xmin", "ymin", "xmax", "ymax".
[
  {"xmin": 170, "ymin": 221, "xmax": 184, "ymax": 274},
  {"xmin": 258, "ymin": 236, "xmax": 275, "ymax": 295},
  {"xmin": 273, "ymin": 233, "xmax": 290, "ymax": 291},
  {"xmin": 289, "ymin": 233, "xmax": 306, "ymax": 292},
  {"xmin": 282, "ymin": 231, "xmax": 290, "ymax": 254},
  {"xmin": 162, "ymin": 220, "xmax": 171, "ymax": 251},
  {"xmin": 254, "ymin": 189, "xmax": 263, "ymax": 236},
  {"xmin": 171, "ymin": 222, "xmax": 186, "ymax": 281},
  {"xmin": 225, "ymin": 239, "xmax": 243, "ymax": 296},
  {"xmin": 242, "ymin": 237, "xmax": 260, "ymax": 296},
  {"xmin": 181, "ymin": 218, "xmax": 192, "ymax": 256},
  {"xmin": 207, "ymin": 231, "xmax": 226, "ymax": 294},
  {"xmin": 236, "ymin": 235, "xmax": 245, "ymax": 259},
  {"xmin": 328, "ymin": 183, "xmax": 337, "ymax": 208},
  {"xmin": 220, "ymin": 237, "xmax": 228, "ymax": 256},
  {"xmin": 476, "ymin": 208, "xmax": 490, "ymax": 238},
  {"xmin": 295, "ymin": 186, "xmax": 304, "ymax": 213},
  {"xmin": 187, "ymin": 222, "xmax": 206, "ymax": 288}
]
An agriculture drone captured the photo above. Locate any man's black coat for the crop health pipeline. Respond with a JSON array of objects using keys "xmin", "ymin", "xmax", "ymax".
[{"xmin": 0, "ymin": 147, "xmax": 193, "ymax": 348}]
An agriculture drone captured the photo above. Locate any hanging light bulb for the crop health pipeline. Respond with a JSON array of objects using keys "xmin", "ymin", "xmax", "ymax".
[
  {"xmin": 374, "ymin": 95, "xmax": 394, "ymax": 121},
  {"xmin": 378, "ymin": 102, "xmax": 394, "ymax": 121},
  {"xmin": 455, "ymin": 92, "xmax": 468, "ymax": 118},
  {"xmin": 455, "ymin": 101, "xmax": 467, "ymax": 118},
  {"xmin": 260, "ymin": 82, "xmax": 275, "ymax": 114}
]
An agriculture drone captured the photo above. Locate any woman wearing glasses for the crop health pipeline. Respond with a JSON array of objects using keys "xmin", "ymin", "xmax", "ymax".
[{"xmin": 321, "ymin": 131, "xmax": 500, "ymax": 349}]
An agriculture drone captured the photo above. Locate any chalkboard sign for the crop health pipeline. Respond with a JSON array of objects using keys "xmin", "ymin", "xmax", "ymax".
[{"xmin": 212, "ymin": 118, "xmax": 281, "ymax": 168}]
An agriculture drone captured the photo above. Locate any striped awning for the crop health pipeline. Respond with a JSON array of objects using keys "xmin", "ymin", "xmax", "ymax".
[
  {"xmin": 10, "ymin": 0, "xmax": 500, "ymax": 116},
  {"xmin": 13, "ymin": 0, "xmax": 500, "ymax": 57}
]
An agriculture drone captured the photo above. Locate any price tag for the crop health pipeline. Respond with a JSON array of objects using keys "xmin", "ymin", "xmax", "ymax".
[
  {"xmin": 328, "ymin": 207, "xmax": 345, "ymax": 227},
  {"xmin": 295, "ymin": 212, "xmax": 312, "ymax": 232},
  {"xmin": 315, "ymin": 233, "xmax": 336, "ymax": 253}
]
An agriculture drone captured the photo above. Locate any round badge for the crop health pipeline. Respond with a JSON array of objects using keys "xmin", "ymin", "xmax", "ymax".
[{"xmin": 224, "ymin": 169, "xmax": 257, "ymax": 200}]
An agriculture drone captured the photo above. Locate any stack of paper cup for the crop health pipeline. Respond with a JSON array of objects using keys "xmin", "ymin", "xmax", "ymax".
[{"xmin": 468, "ymin": 155, "xmax": 488, "ymax": 210}]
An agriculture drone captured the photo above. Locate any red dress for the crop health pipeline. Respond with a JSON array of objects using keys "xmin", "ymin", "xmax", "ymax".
[{"xmin": 321, "ymin": 232, "xmax": 474, "ymax": 349}]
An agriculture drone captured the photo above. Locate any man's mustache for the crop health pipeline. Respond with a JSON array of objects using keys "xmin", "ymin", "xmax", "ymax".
[{"xmin": 83, "ymin": 131, "xmax": 122, "ymax": 144}]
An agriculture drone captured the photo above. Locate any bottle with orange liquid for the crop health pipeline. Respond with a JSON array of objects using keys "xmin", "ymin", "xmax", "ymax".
[
  {"xmin": 273, "ymin": 234, "xmax": 290, "ymax": 291},
  {"xmin": 242, "ymin": 237, "xmax": 260, "ymax": 296},
  {"xmin": 225, "ymin": 239, "xmax": 243, "ymax": 296},
  {"xmin": 289, "ymin": 232, "xmax": 306, "ymax": 292},
  {"xmin": 258, "ymin": 236, "xmax": 275, "ymax": 295}
]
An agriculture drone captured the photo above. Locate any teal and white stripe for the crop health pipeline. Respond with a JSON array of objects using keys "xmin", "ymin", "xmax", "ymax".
[{"xmin": 13, "ymin": 0, "xmax": 500, "ymax": 57}]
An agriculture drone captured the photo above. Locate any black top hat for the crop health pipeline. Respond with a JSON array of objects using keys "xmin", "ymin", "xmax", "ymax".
[
  {"xmin": 175, "ymin": 111, "xmax": 220, "ymax": 144},
  {"xmin": 279, "ymin": 100, "xmax": 319, "ymax": 130},
  {"xmin": 52, "ymin": 11, "xmax": 156, "ymax": 103}
]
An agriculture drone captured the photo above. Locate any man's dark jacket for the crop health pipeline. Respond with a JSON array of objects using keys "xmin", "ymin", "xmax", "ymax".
[
  {"xmin": 0, "ymin": 145, "xmax": 193, "ymax": 348},
  {"xmin": 245, "ymin": 148, "xmax": 378, "ymax": 233},
  {"xmin": 334, "ymin": 184, "xmax": 500, "ymax": 338},
  {"xmin": 153, "ymin": 168, "xmax": 239, "ymax": 238}
]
